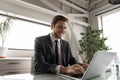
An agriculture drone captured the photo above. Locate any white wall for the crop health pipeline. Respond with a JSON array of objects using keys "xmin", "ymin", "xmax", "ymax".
[{"xmin": 73, "ymin": 23, "xmax": 86, "ymax": 41}]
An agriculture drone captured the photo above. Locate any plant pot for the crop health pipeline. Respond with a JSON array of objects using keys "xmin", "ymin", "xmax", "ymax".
[{"xmin": 0, "ymin": 47, "xmax": 8, "ymax": 58}]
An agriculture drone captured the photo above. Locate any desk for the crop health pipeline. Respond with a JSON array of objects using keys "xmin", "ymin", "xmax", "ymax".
[
  {"xmin": 0, "ymin": 58, "xmax": 31, "ymax": 75},
  {"xmin": 2, "ymin": 72, "xmax": 120, "ymax": 80}
]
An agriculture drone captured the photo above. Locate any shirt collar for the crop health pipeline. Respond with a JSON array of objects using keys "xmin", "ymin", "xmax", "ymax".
[{"xmin": 50, "ymin": 33, "xmax": 60, "ymax": 43}]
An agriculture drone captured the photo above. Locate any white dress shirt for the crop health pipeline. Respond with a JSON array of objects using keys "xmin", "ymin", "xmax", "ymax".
[{"xmin": 50, "ymin": 33, "xmax": 62, "ymax": 74}]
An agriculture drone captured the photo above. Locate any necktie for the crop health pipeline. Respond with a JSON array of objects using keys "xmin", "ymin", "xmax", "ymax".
[{"xmin": 55, "ymin": 40, "xmax": 59, "ymax": 64}]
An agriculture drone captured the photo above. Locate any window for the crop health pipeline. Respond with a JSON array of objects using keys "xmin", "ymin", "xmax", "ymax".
[
  {"xmin": 100, "ymin": 11, "xmax": 120, "ymax": 59},
  {"xmin": 0, "ymin": 15, "xmax": 52, "ymax": 49}
]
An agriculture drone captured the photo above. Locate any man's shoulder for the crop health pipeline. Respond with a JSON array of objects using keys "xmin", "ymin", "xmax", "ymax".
[
  {"xmin": 61, "ymin": 39, "xmax": 69, "ymax": 45},
  {"xmin": 36, "ymin": 34, "xmax": 50, "ymax": 41}
]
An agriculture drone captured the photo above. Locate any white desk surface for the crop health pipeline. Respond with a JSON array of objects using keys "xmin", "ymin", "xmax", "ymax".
[{"xmin": 1, "ymin": 72, "xmax": 120, "ymax": 80}]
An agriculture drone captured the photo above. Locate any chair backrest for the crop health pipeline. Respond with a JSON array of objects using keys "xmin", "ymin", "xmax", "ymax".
[{"xmin": 31, "ymin": 56, "xmax": 35, "ymax": 75}]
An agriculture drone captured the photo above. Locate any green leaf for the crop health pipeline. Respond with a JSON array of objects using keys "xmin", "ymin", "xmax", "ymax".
[
  {"xmin": 79, "ymin": 26, "xmax": 111, "ymax": 63},
  {"xmin": 0, "ymin": 15, "xmax": 14, "ymax": 47}
]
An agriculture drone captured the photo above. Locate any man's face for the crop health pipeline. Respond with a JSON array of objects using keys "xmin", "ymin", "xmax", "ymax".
[{"xmin": 52, "ymin": 20, "xmax": 67, "ymax": 38}]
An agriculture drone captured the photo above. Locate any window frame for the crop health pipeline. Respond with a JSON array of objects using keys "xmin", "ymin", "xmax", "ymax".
[{"xmin": 0, "ymin": 13, "xmax": 51, "ymax": 50}]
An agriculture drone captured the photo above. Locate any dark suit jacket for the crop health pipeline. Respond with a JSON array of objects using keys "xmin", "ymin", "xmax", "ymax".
[{"xmin": 34, "ymin": 34, "xmax": 77, "ymax": 74}]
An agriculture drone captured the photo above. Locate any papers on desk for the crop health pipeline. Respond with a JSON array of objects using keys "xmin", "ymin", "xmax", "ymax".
[{"xmin": 0, "ymin": 76, "xmax": 24, "ymax": 80}]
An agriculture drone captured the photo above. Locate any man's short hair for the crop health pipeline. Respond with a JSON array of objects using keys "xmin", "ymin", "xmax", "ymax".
[{"xmin": 51, "ymin": 15, "xmax": 69, "ymax": 26}]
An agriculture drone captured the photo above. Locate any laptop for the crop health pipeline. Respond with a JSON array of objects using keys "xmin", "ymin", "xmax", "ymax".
[{"xmin": 59, "ymin": 51, "xmax": 117, "ymax": 80}]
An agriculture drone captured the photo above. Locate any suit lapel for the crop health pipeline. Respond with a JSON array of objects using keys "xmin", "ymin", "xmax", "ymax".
[
  {"xmin": 60, "ymin": 40, "xmax": 66, "ymax": 66},
  {"xmin": 46, "ymin": 34, "xmax": 52, "ymax": 48},
  {"xmin": 46, "ymin": 34, "xmax": 55, "ymax": 63}
]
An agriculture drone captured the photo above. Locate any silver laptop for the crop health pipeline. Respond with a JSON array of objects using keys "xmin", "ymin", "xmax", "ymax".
[{"xmin": 59, "ymin": 51, "xmax": 117, "ymax": 80}]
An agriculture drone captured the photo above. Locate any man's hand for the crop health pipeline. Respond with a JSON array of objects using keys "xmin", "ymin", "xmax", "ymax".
[
  {"xmin": 60, "ymin": 64, "xmax": 87, "ymax": 74},
  {"xmin": 81, "ymin": 63, "xmax": 88, "ymax": 70},
  {"xmin": 60, "ymin": 66, "xmax": 74, "ymax": 74},
  {"xmin": 70, "ymin": 64, "xmax": 85, "ymax": 74}
]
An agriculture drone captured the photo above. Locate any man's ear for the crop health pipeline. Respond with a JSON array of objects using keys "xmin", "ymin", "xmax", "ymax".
[{"xmin": 51, "ymin": 24, "xmax": 54, "ymax": 30}]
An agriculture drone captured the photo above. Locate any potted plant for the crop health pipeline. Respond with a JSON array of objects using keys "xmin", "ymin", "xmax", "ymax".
[
  {"xmin": 0, "ymin": 16, "xmax": 13, "ymax": 58},
  {"xmin": 79, "ymin": 26, "xmax": 111, "ymax": 63}
]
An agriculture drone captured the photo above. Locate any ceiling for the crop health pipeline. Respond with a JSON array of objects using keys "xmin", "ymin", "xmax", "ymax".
[{"xmin": 21, "ymin": 0, "xmax": 104, "ymax": 11}]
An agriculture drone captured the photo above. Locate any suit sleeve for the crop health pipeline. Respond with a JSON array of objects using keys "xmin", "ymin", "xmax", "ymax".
[
  {"xmin": 67, "ymin": 42, "xmax": 77, "ymax": 65},
  {"xmin": 34, "ymin": 38, "xmax": 57, "ymax": 74}
]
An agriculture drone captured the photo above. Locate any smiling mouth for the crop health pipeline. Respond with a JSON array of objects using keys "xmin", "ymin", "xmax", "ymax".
[
  {"xmin": 56, "ymin": 33, "xmax": 63, "ymax": 38},
  {"xmin": 58, "ymin": 33, "xmax": 64, "ymax": 35}
]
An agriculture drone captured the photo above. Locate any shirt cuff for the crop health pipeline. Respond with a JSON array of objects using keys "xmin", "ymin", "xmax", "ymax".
[{"xmin": 55, "ymin": 65, "xmax": 61, "ymax": 74}]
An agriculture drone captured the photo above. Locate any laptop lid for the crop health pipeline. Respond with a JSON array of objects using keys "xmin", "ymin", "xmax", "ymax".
[
  {"xmin": 82, "ymin": 51, "xmax": 116, "ymax": 80},
  {"xmin": 59, "ymin": 51, "xmax": 116, "ymax": 80}
]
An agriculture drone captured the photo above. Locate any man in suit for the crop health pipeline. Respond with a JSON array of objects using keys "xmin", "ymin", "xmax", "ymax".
[{"xmin": 34, "ymin": 15, "xmax": 88, "ymax": 74}]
